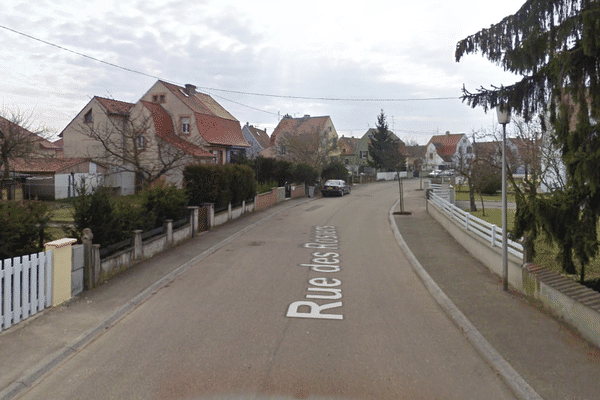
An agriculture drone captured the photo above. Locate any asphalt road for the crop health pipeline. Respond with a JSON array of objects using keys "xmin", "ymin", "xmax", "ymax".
[{"xmin": 17, "ymin": 182, "xmax": 516, "ymax": 400}]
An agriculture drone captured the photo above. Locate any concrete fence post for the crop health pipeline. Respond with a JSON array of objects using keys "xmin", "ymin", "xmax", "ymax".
[
  {"xmin": 165, "ymin": 219, "xmax": 173, "ymax": 245},
  {"xmin": 82, "ymin": 228, "xmax": 95, "ymax": 291},
  {"xmin": 227, "ymin": 203, "xmax": 232, "ymax": 221},
  {"xmin": 133, "ymin": 230, "xmax": 143, "ymax": 260},
  {"xmin": 92, "ymin": 244, "xmax": 100, "ymax": 285},
  {"xmin": 205, "ymin": 203, "xmax": 215, "ymax": 229},
  {"xmin": 188, "ymin": 206, "xmax": 199, "ymax": 237},
  {"xmin": 44, "ymin": 238, "xmax": 77, "ymax": 306},
  {"xmin": 242, "ymin": 200, "xmax": 246, "ymax": 215}
]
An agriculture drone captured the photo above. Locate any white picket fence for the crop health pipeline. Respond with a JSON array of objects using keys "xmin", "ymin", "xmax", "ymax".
[
  {"xmin": 1, "ymin": 251, "xmax": 53, "ymax": 332},
  {"xmin": 429, "ymin": 191, "xmax": 523, "ymax": 260}
]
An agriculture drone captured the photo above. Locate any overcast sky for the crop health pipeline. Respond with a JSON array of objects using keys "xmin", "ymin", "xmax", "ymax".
[{"xmin": 1, "ymin": 0, "xmax": 525, "ymax": 144}]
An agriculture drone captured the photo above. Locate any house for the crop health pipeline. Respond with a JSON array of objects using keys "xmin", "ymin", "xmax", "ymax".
[
  {"xmin": 338, "ymin": 136, "xmax": 360, "ymax": 173},
  {"xmin": 352, "ymin": 128, "xmax": 408, "ymax": 172},
  {"xmin": 61, "ymin": 81, "xmax": 248, "ymax": 194},
  {"xmin": 241, "ymin": 123, "xmax": 270, "ymax": 159},
  {"xmin": 139, "ymin": 81, "xmax": 249, "ymax": 164},
  {"xmin": 0, "ymin": 115, "xmax": 63, "ymax": 168},
  {"xmin": 13, "ymin": 158, "xmax": 105, "ymax": 200},
  {"xmin": 424, "ymin": 132, "xmax": 472, "ymax": 172},
  {"xmin": 261, "ymin": 114, "xmax": 339, "ymax": 171},
  {"xmin": 405, "ymin": 145, "xmax": 426, "ymax": 174}
]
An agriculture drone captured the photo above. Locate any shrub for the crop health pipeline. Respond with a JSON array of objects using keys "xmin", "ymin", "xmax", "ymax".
[
  {"xmin": 322, "ymin": 160, "xmax": 350, "ymax": 181},
  {"xmin": 66, "ymin": 184, "xmax": 145, "ymax": 247},
  {"xmin": 0, "ymin": 201, "xmax": 51, "ymax": 260},
  {"xmin": 141, "ymin": 181, "xmax": 188, "ymax": 229},
  {"xmin": 184, "ymin": 164, "xmax": 256, "ymax": 209}
]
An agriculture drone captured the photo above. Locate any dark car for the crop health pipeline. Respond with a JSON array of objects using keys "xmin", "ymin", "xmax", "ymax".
[{"xmin": 321, "ymin": 180, "xmax": 351, "ymax": 197}]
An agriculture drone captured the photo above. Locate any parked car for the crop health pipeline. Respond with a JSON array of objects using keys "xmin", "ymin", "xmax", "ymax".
[
  {"xmin": 321, "ymin": 180, "xmax": 351, "ymax": 197},
  {"xmin": 440, "ymin": 169, "xmax": 455, "ymax": 177},
  {"xmin": 428, "ymin": 170, "xmax": 443, "ymax": 178}
]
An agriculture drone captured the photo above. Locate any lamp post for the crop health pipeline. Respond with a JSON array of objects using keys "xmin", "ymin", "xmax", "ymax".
[{"xmin": 497, "ymin": 105, "xmax": 511, "ymax": 291}]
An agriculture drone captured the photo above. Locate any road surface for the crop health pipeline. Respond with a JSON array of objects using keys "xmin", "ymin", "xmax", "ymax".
[{"xmin": 18, "ymin": 182, "xmax": 516, "ymax": 399}]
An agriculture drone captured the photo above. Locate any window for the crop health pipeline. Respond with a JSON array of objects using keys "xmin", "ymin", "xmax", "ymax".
[
  {"xmin": 360, "ymin": 151, "xmax": 368, "ymax": 159},
  {"xmin": 181, "ymin": 117, "xmax": 190, "ymax": 134},
  {"xmin": 152, "ymin": 94, "xmax": 166, "ymax": 103},
  {"xmin": 84, "ymin": 110, "xmax": 93, "ymax": 124},
  {"xmin": 135, "ymin": 135, "xmax": 146, "ymax": 149}
]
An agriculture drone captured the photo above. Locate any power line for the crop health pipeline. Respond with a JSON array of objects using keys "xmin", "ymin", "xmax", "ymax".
[{"xmin": 1, "ymin": 24, "xmax": 461, "ymax": 104}]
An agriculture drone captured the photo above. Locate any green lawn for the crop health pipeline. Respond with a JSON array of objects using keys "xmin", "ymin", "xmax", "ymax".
[{"xmin": 456, "ymin": 187, "xmax": 600, "ymax": 283}]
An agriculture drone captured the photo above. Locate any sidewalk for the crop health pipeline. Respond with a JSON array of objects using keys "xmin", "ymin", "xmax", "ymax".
[
  {"xmin": 0, "ymin": 197, "xmax": 312, "ymax": 400},
  {"xmin": 393, "ymin": 183, "xmax": 600, "ymax": 400}
]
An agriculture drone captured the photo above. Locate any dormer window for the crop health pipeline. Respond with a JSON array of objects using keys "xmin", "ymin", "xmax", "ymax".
[
  {"xmin": 181, "ymin": 117, "xmax": 190, "ymax": 134},
  {"xmin": 84, "ymin": 109, "xmax": 93, "ymax": 124}
]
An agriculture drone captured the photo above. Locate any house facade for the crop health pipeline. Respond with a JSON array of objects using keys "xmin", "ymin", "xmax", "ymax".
[
  {"xmin": 338, "ymin": 136, "xmax": 360, "ymax": 173},
  {"xmin": 350, "ymin": 129, "xmax": 408, "ymax": 172},
  {"xmin": 424, "ymin": 132, "xmax": 472, "ymax": 171},
  {"xmin": 261, "ymin": 114, "xmax": 339, "ymax": 171},
  {"xmin": 61, "ymin": 81, "xmax": 248, "ymax": 194},
  {"xmin": 241, "ymin": 123, "xmax": 270, "ymax": 159}
]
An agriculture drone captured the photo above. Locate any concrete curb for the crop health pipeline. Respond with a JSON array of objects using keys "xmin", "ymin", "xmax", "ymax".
[
  {"xmin": 0, "ymin": 198, "xmax": 312, "ymax": 400},
  {"xmin": 388, "ymin": 199, "xmax": 543, "ymax": 400}
]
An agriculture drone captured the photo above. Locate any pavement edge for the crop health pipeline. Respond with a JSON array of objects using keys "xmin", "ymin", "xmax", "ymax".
[{"xmin": 388, "ymin": 198, "xmax": 543, "ymax": 400}]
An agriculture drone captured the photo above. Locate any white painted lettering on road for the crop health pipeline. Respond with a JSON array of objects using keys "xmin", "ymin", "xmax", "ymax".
[
  {"xmin": 286, "ymin": 301, "xmax": 343, "ymax": 320},
  {"xmin": 287, "ymin": 226, "xmax": 344, "ymax": 320}
]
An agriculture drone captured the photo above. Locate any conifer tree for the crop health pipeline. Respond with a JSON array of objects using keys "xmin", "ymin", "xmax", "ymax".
[
  {"xmin": 456, "ymin": 0, "xmax": 600, "ymax": 281},
  {"xmin": 368, "ymin": 110, "xmax": 405, "ymax": 172}
]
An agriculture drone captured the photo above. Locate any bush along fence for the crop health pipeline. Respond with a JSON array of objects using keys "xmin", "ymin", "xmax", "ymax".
[{"xmin": 426, "ymin": 187, "xmax": 600, "ymax": 350}]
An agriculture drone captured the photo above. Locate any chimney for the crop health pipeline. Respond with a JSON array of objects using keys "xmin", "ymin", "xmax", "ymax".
[
  {"xmin": 185, "ymin": 84, "xmax": 197, "ymax": 95},
  {"xmin": 445, "ymin": 131, "xmax": 450, "ymax": 136}
]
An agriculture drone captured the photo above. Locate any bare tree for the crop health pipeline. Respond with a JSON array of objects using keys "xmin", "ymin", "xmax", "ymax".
[
  {"xmin": 275, "ymin": 127, "xmax": 337, "ymax": 173},
  {"xmin": 77, "ymin": 104, "xmax": 208, "ymax": 192},
  {"xmin": 0, "ymin": 108, "xmax": 51, "ymax": 199}
]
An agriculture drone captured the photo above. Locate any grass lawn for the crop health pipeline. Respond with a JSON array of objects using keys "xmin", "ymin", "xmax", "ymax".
[{"xmin": 457, "ymin": 188, "xmax": 600, "ymax": 285}]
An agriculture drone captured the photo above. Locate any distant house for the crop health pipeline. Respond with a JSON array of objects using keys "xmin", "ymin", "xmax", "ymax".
[
  {"xmin": 405, "ymin": 145, "xmax": 426, "ymax": 173},
  {"xmin": 241, "ymin": 123, "xmax": 270, "ymax": 159},
  {"xmin": 353, "ymin": 128, "xmax": 408, "ymax": 172},
  {"xmin": 424, "ymin": 132, "xmax": 472, "ymax": 171},
  {"xmin": 0, "ymin": 115, "xmax": 63, "ymax": 171},
  {"xmin": 261, "ymin": 114, "xmax": 339, "ymax": 170},
  {"xmin": 61, "ymin": 81, "xmax": 249, "ymax": 194},
  {"xmin": 338, "ymin": 136, "xmax": 360, "ymax": 173}
]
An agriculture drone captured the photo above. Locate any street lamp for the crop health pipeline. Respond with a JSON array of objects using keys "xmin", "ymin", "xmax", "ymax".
[{"xmin": 497, "ymin": 105, "xmax": 511, "ymax": 291}]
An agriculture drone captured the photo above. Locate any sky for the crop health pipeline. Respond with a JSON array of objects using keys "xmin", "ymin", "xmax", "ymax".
[{"xmin": 1, "ymin": 0, "xmax": 526, "ymax": 145}]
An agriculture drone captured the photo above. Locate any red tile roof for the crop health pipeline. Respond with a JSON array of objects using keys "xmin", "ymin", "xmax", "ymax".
[
  {"xmin": 141, "ymin": 101, "xmax": 215, "ymax": 158},
  {"xmin": 427, "ymin": 133, "xmax": 464, "ymax": 157},
  {"xmin": 0, "ymin": 115, "xmax": 61, "ymax": 153},
  {"xmin": 160, "ymin": 81, "xmax": 248, "ymax": 147},
  {"xmin": 96, "ymin": 97, "xmax": 134, "ymax": 116},
  {"xmin": 11, "ymin": 157, "xmax": 89, "ymax": 174},
  {"xmin": 195, "ymin": 113, "xmax": 249, "ymax": 147},
  {"xmin": 247, "ymin": 125, "xmax": 270, "ymax": 149},
  {"xmin": 270, "ymin": 115, "xmax": 330, "ymax": 146},
  {"xmin": 339, "ymin": 137, "xmax": 359, "ymax": 154}
]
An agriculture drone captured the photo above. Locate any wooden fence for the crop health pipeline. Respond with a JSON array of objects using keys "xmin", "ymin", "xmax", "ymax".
[{"xmin": 1, "ymin": 251, "xmax": 53, "ymax": 332}]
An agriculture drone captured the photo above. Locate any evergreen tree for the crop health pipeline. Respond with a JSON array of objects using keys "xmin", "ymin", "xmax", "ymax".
[
  {"xmin": 456, "ymin": 0, "xmax": 600, "ymax": 281},
  {"xmin": 368, "ymin": 110, "xmax": 405, "ymax": 172}
]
